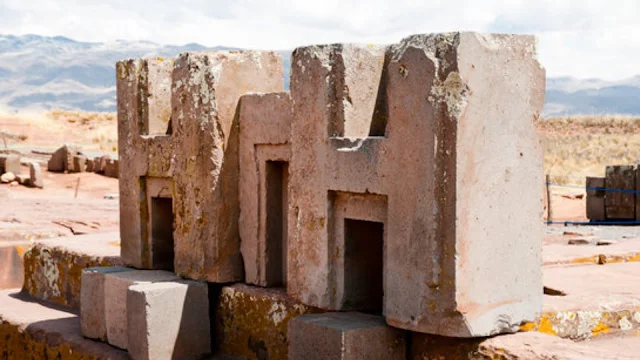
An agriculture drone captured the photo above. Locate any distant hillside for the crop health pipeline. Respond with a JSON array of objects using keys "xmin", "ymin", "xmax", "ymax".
[
  {"xmin": 0, "ymin": 34, "xmax": 638, "ymax": 116},
  {"xmin": 544, "ymin": 76, "xmax": 640, "ymax": 116}
]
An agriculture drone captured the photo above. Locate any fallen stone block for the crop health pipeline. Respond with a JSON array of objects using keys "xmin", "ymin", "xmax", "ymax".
[
  {"xmin": 22, "ymin": 232, "xmax": 123, "ymax": 309},
  {"xmin": 47, "ymin": 144, "xmax": 82, "ymax": 172},
  {"xmin": 104, "ymin": 159, "xmax": 118, "ymax": 178},
  {"xmin": 0, "ymin": 154, "xmax": 20, "ymax": 175},
  {"xmin": 127, "ymin": 280, "xmax": 211, "ymax": 360},
  {"xmin": 86, "ymin": 158, "xmax": 95, "ymax": 172},
  {"xmin": 104, "ymin": 270, "xmax": 179, "ymax": 349},
  {"xmin": 72, "ymin": 154, "xmax": 87, "ymax": 173},
  {"xmin": 0, "ymin": 172, "xmax": 16, "ymax": 183},
  {"xmin": 94, "ymin": 155, "xmax": 110, "ymax": 173},
  {"xmin": 80, "ymin": 266, "xmax": 131, "ymax": 341},
  {"xmin": 28, "ymin": 162, "xmax": 43, "ymax": 188},
  {"xmin": 214, "ymin": 284, "xmax": 321, "ymax": 360},
  {"xmin": 288, "ymin": 312, "xmax": 406, "ymax": 360}
]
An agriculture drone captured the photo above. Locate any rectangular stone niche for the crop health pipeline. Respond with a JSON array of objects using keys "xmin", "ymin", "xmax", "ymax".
[
  {"xmin": 265, "ymin": 160, "xmax": 289, "ymax": 287},
  {"xmin": 328, "ymin": 191, "xmax": 388, "ymax": 312},
  {"xmin": 344, "ymin": 219, "xmax": 384, "ymax": 312},
  {"xmin": 144, "ymin": 177, "xmax": 175, "ymax": 270}
]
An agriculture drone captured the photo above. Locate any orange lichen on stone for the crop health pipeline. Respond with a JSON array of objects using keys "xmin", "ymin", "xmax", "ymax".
[
  {"xmin": 214, "ymin": 284, "xmax": 322, "ymax": 360},
  {"xmin": 21, "ymin": 243, "xmax": 123, "ymax": 309},
  {"xmin": 537, "ymin": 316, "xmax": 558, "ymax": 336},
  {"xmin": 591, "ymin": 322, "xmax": 611, "ymax": 336}
]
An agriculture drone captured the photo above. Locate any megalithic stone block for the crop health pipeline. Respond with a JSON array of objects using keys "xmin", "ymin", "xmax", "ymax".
[
  {"xmin": 80, "ymin": 266, "xmax": 131, "ymax": 341},
  {"xmin": 127, "ymin": 280, "xmax": 211, "ymax": 360},
  {"xmin": 383, "ymin": 32, "xmax": 545, "ymax": 337},
  {"xmin": 238, "ymin": 92, "xmax": 293, "ymax": 287},
  {"xmin": 287, "ymin": 33, "xmax": 545, "ymax": 337},
  {"xmin": 104, "ymin": 270, "xmax": 179, "ymax": 349},
  {"xmin": 605, "ymin": 165, "xmax": 635, "ymax": 220},
  {"xmin": 117, "ymin": 51, "xmax": 283, "ymax": 282},
  {"xmin": 586, "ymin": 177, "xmax": 606, "ymax": 221},
  {"xmin": 288, "ymin": 312, "xmax": 406, "ymax": 360}
]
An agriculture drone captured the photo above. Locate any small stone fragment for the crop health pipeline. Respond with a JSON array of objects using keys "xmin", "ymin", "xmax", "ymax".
[
  {"xmin": 29, "ymin": 162, "xmax": 43, "ymax": 188},
  {"xmin": 1, "ymin": 172, "xmax": 16, "ymax": 183}
]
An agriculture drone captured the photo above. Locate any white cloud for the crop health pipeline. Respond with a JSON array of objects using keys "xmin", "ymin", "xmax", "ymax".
[{"xmin": 1, "ymin": 0, "xmax": 639, "ymax": 80}]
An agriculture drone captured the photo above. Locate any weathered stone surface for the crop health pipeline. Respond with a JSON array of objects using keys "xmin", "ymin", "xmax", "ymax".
[
  {"xmin": 288, "ymin": 312, "xmax": 406, "ymax": 360},
  {"xmin": 0, "ymin": 243, "xmax": 27, "ymax": 290},
  {"xmin": 605, "ymin": 165, "xmax": 635, "ymax": 220},
  {"xmin": 127, "ymin": 280, "xmax": 211, "ymax": 360},
  {"xmin": 238, "ymin": 92, "xmax": 293, "ymax": 287},
  {"xmin": 104, "ymin": 270, "xmax": 179, "ymax": 349},
  {"xmin": 80, "ymin": 266, "xmax": 130, "ymax": 341},
  {"xmin": 521, "ymin": 262, "xmax": 640, "ymax": 340},
  {"xmin": 286, "ymin": 33, "xmax": 545, "ymax": 337},
  {"xmin": 586, "ymin": 177, "xmax": 605, "ymax": 221},
  {"xmin": 117, "ymin": 51, "xmax": 283, "ymax": 282},
  {"xmin": 104, "ymin": 159, "xmax": 118, "ymax": 178},
  {"xmin": 28, "ymin": 162, "xmax": 43, "ymax": 188},
  {"xmin": 0, "ymin": 154, "xmax": 20, "ymax": 175},
  {"xmin": 409, "ymin": 331, "xmax": 627, "ymax": 360},
  {"xmin": 214, "ymin": 284, "xmax": 321, "ymax": 360},
  {"xmin": 1, "ymin": 172, "xmax": 16, "ymax": 183},
  {"xmin": 48, "ymin": 144, "xmax": 82, "ymax": 172},
  {"xmin": 72, "ymin": 154, "xmax": 87, "ymax": 173},
  {"xmin": 22, "ymin": 232, "xmax": 123, "ymax": 309},
  {"xmin": 85, "ymin": 158, "xmax": 94, "ymax": 172},
  {"xmin": 94, "ymin": 155, "xmax": 110, "ymax": 173},
  {"xmin": 15, "ymin": 174, "xmax": 30, "ymax": 186},
  {"xmin": 0, "ymin": 289, "xmax": 129, "ymax": 360}
]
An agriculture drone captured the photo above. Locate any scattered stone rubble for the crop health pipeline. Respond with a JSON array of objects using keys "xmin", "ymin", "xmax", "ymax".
[
  {"xmin": 46, "ymin": 144, "xmax": 119, "ymax": 178},
  {"xmin": 0, "ymin": 153, "xmax": 43, "ymax": 188}
]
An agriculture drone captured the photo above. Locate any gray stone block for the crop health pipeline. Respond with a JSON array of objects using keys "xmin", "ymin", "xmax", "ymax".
[
  {"xmin": 288, "ymin": 312, "xmax": 406, "ymax": 360},
  {"xmin": 80, "ymin": 266, "xmax": 131, "ymax": 341},
  {"xmin": 127, "ymin": 280, "xmax": 211, "ymax": 360},
  {"xmin": 104, "ymin": 270, "xmax": 179, "ymax": 349}
]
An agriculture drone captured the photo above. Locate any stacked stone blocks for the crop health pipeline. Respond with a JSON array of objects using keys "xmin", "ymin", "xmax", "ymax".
[{"xmin": 80, "ymin": 31, "xmax": 545, "ymax": 359}]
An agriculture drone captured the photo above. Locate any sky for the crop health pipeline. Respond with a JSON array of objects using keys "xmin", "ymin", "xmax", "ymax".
[{"xmin": 0, "ymin": 0, "xmax": 638, "ymax": 81}]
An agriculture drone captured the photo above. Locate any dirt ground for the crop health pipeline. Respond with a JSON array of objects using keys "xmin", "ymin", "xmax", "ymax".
[{"xmin": 0, "ymin": 166, "xmax": 119, "ymax": 241}]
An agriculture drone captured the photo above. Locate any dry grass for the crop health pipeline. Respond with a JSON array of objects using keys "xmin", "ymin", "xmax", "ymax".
[
  {"xmin": 539, "ymin": 115, "xmax": 640, "ymax": 184},
  {"xmin": 0, "ymin": 107, "xmax": 117, "ymax": 153}
]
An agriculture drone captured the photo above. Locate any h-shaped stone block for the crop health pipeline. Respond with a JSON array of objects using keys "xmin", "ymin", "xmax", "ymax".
[
  {"xmin": 117, "ymin": 51, "xmax": 284, "ymax": 282},
  {"xmin": 281, "ymin": 33, "xmax": 545, "ymax": 337}
]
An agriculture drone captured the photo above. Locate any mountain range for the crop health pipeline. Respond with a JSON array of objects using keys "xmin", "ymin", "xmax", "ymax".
[{"xmin": 1, "ymin": 34, "xmax": 638, "ymax": 117}]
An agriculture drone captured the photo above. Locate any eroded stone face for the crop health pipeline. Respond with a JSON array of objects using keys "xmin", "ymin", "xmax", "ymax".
[
  {"xmin": 117, "ymin": 32, "xmax": 544, "ymax": 338},
  {"xmin": 117, "ymin": 51, "xmax": 284, "ymax": 282},
  {"xmin": 283, "ymin": 33, "xmax": 545, "ymax": 337}
]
